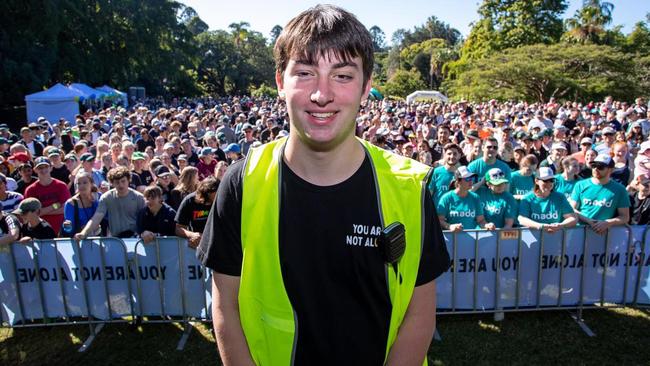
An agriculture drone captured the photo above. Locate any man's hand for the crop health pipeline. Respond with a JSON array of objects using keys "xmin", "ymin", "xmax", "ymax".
[
  {"xmin": 74, "ymin": 232, "xmax": 86, "ymax": 242},
  {"xmin": 141, "ymin": 231, "xmax": 156, "ymax": 243},
  {"xmin": 590, "ymin": 220, "xmax": 610, "ymax": 235},
  {"xmin": 19, "ymin": 236, "xmax": 32, "ymax": 243},
  {"xmin": 484, "ymin": 222, "xmax": 496, "ymax": 231},
  {"xmin": 449, "ymin": 223, "xmax": 464, "ymax": 233},
  {"xmin": 188, "ymin": 232, "xmax": 202, "ymax": 248},
  {"xmin": 545, "ymin": 223, "xmax": 562, "ymax": 233}
]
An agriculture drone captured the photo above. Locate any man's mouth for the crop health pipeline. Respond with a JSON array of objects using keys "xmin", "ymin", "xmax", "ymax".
[{"xmin": 308, "ymin": 112, "xmax": 336, "ymax": 119}]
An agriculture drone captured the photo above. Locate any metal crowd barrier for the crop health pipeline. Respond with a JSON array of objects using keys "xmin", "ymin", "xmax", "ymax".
[{"xmin": 0, "ymin": 226, "xmax": 648, "ymax": 351}]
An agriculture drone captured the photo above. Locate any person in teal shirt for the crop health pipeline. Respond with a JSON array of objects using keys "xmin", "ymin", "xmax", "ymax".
[
  {"xmin": 468, "ymin": 136, "xmax": 512, "ymax": 194},
  {"xmin": 554, "ymin": 156, "xmax": 581, "ymax": 200},
  {"xmin": 438, "ymin": 166, "xmax": 495, "ymax": 232},
  {"xmin": 518, "ymin": 167, "xmax": 577, "ymax": 231},
  {"xmin": 428, "ymin": 143, "xmax": 461, "ymax": 205},
  {"xmin": 510, "ymin": 154, "xmax": 538, "ymax": 200},
  {"xmin": 570, "ymin": 154, "xmax": 630, "ymax": 235},
  {"xmin": 479, "ymin": 168, "xmax": 517, "ymax": 228}
]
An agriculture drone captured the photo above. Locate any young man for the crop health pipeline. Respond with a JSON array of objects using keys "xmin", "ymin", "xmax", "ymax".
[
  {"xmin": 570, "ymin": 154, "xmax": 630, "ymax": 235},
  {"xmin": 198, "ymin": 5, "xmax": 449, "ymax": 365},
  {"xmin": 196, "ymin": 147, "xmax": 217, "ymax": 180},
  {"xmin": 24, "ymin": 157, "xmax": 70, "ymax": 236},
  {"xmin": 429, "ymin": 142, "xmax": 460, "ymax": 205},
  {"xmin": 468, "ymin": 136, "xmax": 512, "ymax": 194},
  {"xmin": 13, "ymin": 198, "xmax": 56, "ymax": 240},
  {"xmin": 136, "ymin": 186, "xmax": 176, "ymax": 242},
  {"xmin": 175, "ymin": 176, "xmax": 219, "ymax": 248},
  {"xmin": 75, "ymin": 166, "xmax": 145, "ymax": 239}
]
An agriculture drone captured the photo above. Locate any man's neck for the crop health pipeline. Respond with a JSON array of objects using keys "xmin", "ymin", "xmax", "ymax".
[
  {"xmin": 38, "ymin": 176, "xmax": 52, "ymax": 186},
  {"xmin": 592, "ymin": 176, "xmax": 610, "ymax": 185},
  {"xmin": 27, "ymin": 218, "xmax": 40, "ymax": 228},
  {"xmin": 149, "ymin": 204, "xmax": 162, "ymax": 216},
  {"xmin": 444, "ymin": 162, "xmax": 457, "ymax": 171},
  {"xmin": 484, "ymin": 156, "xmax": 496, "ymax": 165},
  {"xmin": 116, "ymin": 188, "xmax": 129, "ymax": 197},
  {"xmin": 284, "ymin": 135, "xmax": 364, "ymax": 187}
]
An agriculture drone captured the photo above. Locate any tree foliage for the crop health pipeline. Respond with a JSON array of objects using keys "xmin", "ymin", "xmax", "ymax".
[
  {"xmin": 444, "ymin": 44, "xmax": 640, "ymax": 102},
  {"xmin": 383, "ymin": 69, "xmax": 427, "ymax": 98},
  {"xmin": 369, "ymin": 26, "xmax": 386, "ymax": 52},
  {"xmin": 563, "ymin": 0, "xmax": 615, "ymax": 44}
]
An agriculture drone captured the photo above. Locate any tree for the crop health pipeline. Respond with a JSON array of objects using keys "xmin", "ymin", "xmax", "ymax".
[
  {"xmin": 383, "ymin": 69, "xmax": 427, "ymax": 98},
  {"xmin": 391, "ymin": 29, "xmax": 408, "ymax": 47},
  {"xmin": 401, "ymin": 16, "xmax": 462, "ymax": 47},
  {"xmin": 626, "ymin": 17, "xmax": 650, "ymax": 55},
  {"xmin": 229, "ymin": 21, "xmax": 251, "ymax": 47},
  {"xmin": 564, "ymin": 0, "xmax": 615, "ymax": 44},
  {"xmin": 369, "ymin": 26, "xmax": 386, "ymax": 52},
  {"xmin": 269, "ymin": 25, "xmax": 283, "ymax": 46},
  {"xmin": 444, "ymin": 43, "xmax": 638, "ymax": 102}
]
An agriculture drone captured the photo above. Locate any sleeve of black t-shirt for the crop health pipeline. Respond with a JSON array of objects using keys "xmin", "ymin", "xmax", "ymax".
[
  {"xmin": 196, "ymin": 160, "xmax": 244, "ymax": 276},
  {"xmin": 415, "ymin": 176, "xmax": 451, "ymax": 286},
  {"xmin": 174, "ymin": 195, "xmax": 193, "ymax": 226}
]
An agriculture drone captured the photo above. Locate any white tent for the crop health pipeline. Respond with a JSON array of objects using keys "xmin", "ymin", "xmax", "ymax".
[
  {"xmin": 24, "ymin": 83, "xmax": 83, "ymax": 124},
  {"xmin": 406, "ymin": 90, "xmax": 449, "ymax": 104}
]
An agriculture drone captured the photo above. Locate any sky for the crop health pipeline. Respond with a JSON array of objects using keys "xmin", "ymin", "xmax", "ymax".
[{"xmin": 181, "ymin": 0, "xmax": 649, "ymax": 45}]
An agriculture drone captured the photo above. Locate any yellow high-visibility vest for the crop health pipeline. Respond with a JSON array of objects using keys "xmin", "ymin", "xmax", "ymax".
[{"xmin": 239, "ymin": 137, "xmax": 431, "ymax": 365}]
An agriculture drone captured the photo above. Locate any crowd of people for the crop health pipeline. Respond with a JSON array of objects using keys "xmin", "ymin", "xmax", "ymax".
[{"xmin": 0, "ymin": 94, "xmax": 649, "ymax": 244}]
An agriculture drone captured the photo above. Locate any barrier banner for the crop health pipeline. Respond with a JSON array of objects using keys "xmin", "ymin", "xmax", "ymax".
[
  {"xmin": 0, "ymin": 238, "xmax": 211, "ymax": 325},
  {"xmin": 0, "ymin": 227, "xmax": 648, "ymax": 325},
  {"xmin": 436, "ymin": 226, "xmax": 650, "ymax": 311}
]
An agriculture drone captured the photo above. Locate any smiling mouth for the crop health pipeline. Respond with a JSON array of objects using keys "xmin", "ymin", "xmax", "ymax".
[{"xmin": 308, "ymin": 112, "xmax": 337, "ymax": 119}]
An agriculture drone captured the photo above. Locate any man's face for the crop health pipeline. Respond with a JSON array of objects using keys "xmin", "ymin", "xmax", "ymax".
[
  {"xmin": 604, "ymin": 133, "xmax": 615, "ymax": 144},
  {"xmin": 112, "ymin": 176, "xmax": 130, "ymax": 193},
  {"xmin": 638, "ymin": 177, "xmax": 650, "ymax": 196},
  {"xmin": 444, "ymin": 149, "xmax": 459, "ymax": 166},
  {"xmin": 566, "ymin": 160, "xmax": 580, "ymax": 175},
  {"xmin": 591, "ymin": 164, "xmax": 611, "ymax": 180},
  {"xmin": 438, "ymin": 128, "xmax": 450, "ymax": 143},
  {"xmin": 483, "ymin": 141, "xmax": 498, "ymax": 160},
  {"xmin": 145, "ymin": 195, "xmax": 162, "ymax": 210},
  {"xmin": 35, "ymin": 164, "xmax": 51, "ymax": 178},
  {"xmin": 276, "ymin": 52, "xmax": 371, "ymax": 151},
  {"xmin": 551, "ymin": 148, "xmax": 564, "ymax": 160}
]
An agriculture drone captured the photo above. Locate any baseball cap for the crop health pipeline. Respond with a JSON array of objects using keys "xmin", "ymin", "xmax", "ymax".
[
  {"xmin": 199, "ymin": 147, "xmax": 214, "ymax": 157},
  {"xmin": 8, "ymin": 152, "xmax": 30, "ymax": 163},
  {"xmin": 601, "ymin": 126, "xmax": 616, "ymax": 135},
  {"xmin": 177, "ymin": 154, "xmax": 188, "ymax": 162},
  {"xmin": 536, "ymin": 167, "xmax": 555, "ymax": 181},
  {"xmin": 485, "ymin": 168, "xmax": 508, "ymax": 185},
  {"xmin": 580, "ymin": 137, "xmax": 593, "ymax": 145},
  {"xmin": 47, "ymin": 148, "xmax": 62, "ymax": 157},
  {"xmin": 242, "ymin": 123, "xmax": 253, "ymax": 131},
  {"xmin": 34, "ymin": 157, "xmax": 51, "ymax": 168},
  {"xmin": 12, "ymin": 197, "xmax": 41, "ymax": 215},
  {"xmin": 465, "ymin": 129, "xmax": 479, "ymax": 140},
  {"xmin": 64, "ymin": 154, "xmax": 78, "ymax": 162},
  {"xmin": 639, "ymin": 141, "xmax": 650, "ymax": 154},
  {"xmin": 551, "ymin": 143, "xmax": 567, "ymax": 151},
  {"xmin": 79, "ymin": 153, "xmax": 95, "ymax": 162},
  {"xmin": 591, "ymin": 154, "xmax": 614, "ymax": 169},
  {"xmin": 454, "ymin": 166, "xmax": 477, "ymax": 180},
  {"xmin": 224, "ymin": 143, "xmax": 241, "ymax": 154},
  {"xmin": 132, "ymin": 152, "xmax": 146, "ymax": 161},
  {"xmin": 155, "ymin": 165, "xmax": 172, "ymax": 177},
  {"xmin": 163, "ymin": 142, "xmax": 175, "ymax": 150}
]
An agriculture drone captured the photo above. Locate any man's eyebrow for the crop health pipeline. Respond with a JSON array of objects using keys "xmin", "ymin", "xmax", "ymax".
[{"xmin": 293, "ymin": 59, "xmax": 358, "ymax": 69}]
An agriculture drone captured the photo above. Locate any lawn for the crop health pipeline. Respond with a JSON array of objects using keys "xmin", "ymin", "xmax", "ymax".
[{"xmin": 1, "ymin": 307, "xmax": 649, "ymax": 365}]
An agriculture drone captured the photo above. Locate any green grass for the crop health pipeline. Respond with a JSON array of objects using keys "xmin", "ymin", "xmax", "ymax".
[{"xmin": 1, "ymin": 308, "xmax": 649, "ymax": 365}]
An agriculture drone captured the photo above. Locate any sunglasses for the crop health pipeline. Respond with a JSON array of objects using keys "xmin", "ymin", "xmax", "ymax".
[
  {"xmin": 591, "ymin": 164, "xmax": 608, "ymax": 170},
  {"xmin": 542, "ymin": 179, "xmax": 556, "ymax": 184},
  {"xmin": 485, "ymin": 145, "xmax": 498, "ymax": 150},
  {"xmin": 462, "ymin": 176, "xmax": 475, "ymax": 183}
]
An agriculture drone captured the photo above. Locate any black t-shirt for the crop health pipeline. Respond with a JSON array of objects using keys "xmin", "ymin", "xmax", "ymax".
[
  {"xmin": 21, "ymin": 220, "xmax": 56, "ymax": 239},
  {"xmin": 133, "ymin": 170, "xmax": 153, "ymax": 187},
  {"xmin": 51, "ymin": 165, "xmax": 71, "ymax": 185},
  {"xmin": 630, "ymin": 193, "xmax": 650, "ymax": 225},
  {"xmin": 175, "ymin": 192, "xmax": 212, "ymax": 233},
  {"xmin": 198, "ymin": 154, "xmax": 450, "ymax": 365}
]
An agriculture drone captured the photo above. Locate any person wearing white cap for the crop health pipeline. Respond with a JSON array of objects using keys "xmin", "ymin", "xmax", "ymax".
[
  {"xmin": 633, "ymin": 141, "xmax": 650, "ymax": 179},
  {"xmin": 570, "ymin": 137, "xmax": 594, "ymax": 165},
  {"xmin": 629, "ymin": 174, "xmax": 650, "ymax": 225},
  {"xmin": 437, "ymin": 166, "xmax": 496, "ymax": 232},
  {"xmin": 593, "ymin": 126, "xmax": 616, "ymax": 155},
  {"xmin": 539, "ymin": 142, "xmax": 567, "ymax": 174},
  {"xmin": 569, "ymin": 154, "xmax": 630, "ymax": 234},
  {"xmin": 518, "ymin": 167, "xmax": 577, "ymax": 232}
]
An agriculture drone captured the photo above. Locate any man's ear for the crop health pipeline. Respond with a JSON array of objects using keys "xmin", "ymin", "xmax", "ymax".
[
  {"xmin": 276, "ymin": 72, "xmax": 285, "ymax": 98},
  {"xmin": 361, "ymin": 77, "xmax": 373, "ymax": 104}
]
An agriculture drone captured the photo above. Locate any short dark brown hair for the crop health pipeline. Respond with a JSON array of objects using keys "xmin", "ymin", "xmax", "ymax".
[
  {"xmin": 196, "ymin": 176, "xmax": 220, "ymax": 204},
  {"xmin": 143, "ymin": 185, "xmax": 162, "ymax": 199},
  {"xmin": 107, "ymin": 166, "xmax": 131, "ymax": 183},
  {"xmin": 273, "ymin": 4, "xmax": 374, "ymax": 87}
]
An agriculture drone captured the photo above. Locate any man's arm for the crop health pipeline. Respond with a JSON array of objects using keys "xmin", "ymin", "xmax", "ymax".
[
  {"xmin": 0, "ymin": 217, "xmax": 20, "ymax": 245},
  {"xmin": 385, "ymin": 280, "xmax": 437, "ymax": 366},
  {"xmin": 75, "ymin": 211, "xmax": 105, "ymax": 240},
  {"xmin": 212, "ymin": 272, "xmax": 255, "ymax": 366}
]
